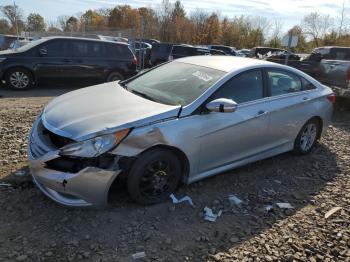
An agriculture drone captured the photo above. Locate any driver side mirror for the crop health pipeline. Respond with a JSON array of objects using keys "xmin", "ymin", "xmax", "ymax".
[
  {"xmin": 39, "ymin": 48, "xmax": 47, "ymax": 55},
  {"xmin": 206, "ymin": 98, "xmax": 237, "ymax": 113}
]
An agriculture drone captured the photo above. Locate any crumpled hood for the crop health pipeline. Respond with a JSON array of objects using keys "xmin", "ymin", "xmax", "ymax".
[{"xmin": 42, "ymin": 82, "xmax": 181, "ymax": 141}]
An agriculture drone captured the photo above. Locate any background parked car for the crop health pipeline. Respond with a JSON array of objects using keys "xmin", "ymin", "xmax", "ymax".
[
  {"xmin": 0, "ymin": 37, "xmax": 137, "ymax": 90},
  {"xmin": 129, "ymin": 40, "xmax": 152, "ymax": 68},
  {"xmin": 208, "ymin": 45, "xmax": 237, "ymax": 55},
  {"xmin": 150, "ymin": 42, "xmax": 173, "ymax": 66},
  {"xmin": 267, "ymin": 46, "xmax": 350, "ymax": 99},
  {"xmin": 250, "ymin": 47, "xmax": 286, "ymax": 58},
  {"xmin": 236, "ymin": 49, "xmax": 251, "ymax": 57}
]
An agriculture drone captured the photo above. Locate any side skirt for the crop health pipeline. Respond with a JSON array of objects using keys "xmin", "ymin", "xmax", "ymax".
[{"xmin": 186, "ymin": 142, "xmax": 293, "ymax": 184}]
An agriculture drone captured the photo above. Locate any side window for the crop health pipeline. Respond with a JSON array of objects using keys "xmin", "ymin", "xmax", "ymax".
[
  {"xmin": 332, "ymin": 49, "xmax": 350, "ymax": 60},
  {"xmin": 267, "ymin": 70, "xmax": 302, "ymax": 96},
  {"xmin": 301, "ymin": 77, "xmax": 316, "ymax": 91},
  {"xmin": 213, "ymin": 70, "xmax": 263, "ymax": 103},
  {"xmin": 40, "ymin": 40, "xmax": 67, "ymax": 57},
  {"xmin": 71, "ymin": 41, "xmax": 89, "ymax": 57},
  {"xmin": 89, "ymin": 42, "xmax": 105, "ymax": 57}
]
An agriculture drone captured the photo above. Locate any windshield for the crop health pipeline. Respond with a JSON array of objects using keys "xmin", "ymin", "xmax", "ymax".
[{"xmin": 125, "ymin": 61, "xmax": 225, "ymax": 106}]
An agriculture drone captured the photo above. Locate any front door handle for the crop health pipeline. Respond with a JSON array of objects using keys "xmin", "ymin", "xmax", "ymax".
[
  {"xmin": 303, "ymin": 97, "xmax": 310, "ymax": 101},
  {"xmin": 257, "ymin": 110, "xmax": 267, "ymax": 115},
  {"xmin": 63, "ymin": 59, "xmax": 72, "ymax": 62}
]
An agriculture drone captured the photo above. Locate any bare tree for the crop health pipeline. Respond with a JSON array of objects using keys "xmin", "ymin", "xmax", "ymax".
[
  {"xmin": 1, "ymin": 4, "xmax": 24, "ymax": 33},
  {"xmin": 302, "ymin": 12, "xmax": 334, "ymax": 47},
  {"xmin": 269, "ymin": 19, "xmax": 284, "ymax": 46},
  {"xmin": 57, "ymin": 15, "xmax": 70, "ymax": 31},
  {"xmin": 156, "ymin": 0, "xmax": 174, "ymax": 42}
]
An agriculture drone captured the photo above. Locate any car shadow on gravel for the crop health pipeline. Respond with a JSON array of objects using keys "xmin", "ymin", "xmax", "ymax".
[{"xmin": 0, "ymin": 139, "xmax": 343, "ymax": 261}]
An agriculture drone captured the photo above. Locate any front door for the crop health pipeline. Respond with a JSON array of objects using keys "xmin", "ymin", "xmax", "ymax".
[{"xmin": 198, "ymin": 69, "xmax": 270, "ymax": 173}]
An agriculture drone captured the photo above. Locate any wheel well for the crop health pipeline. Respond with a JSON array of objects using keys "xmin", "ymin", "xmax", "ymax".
[
  {"xmin": 107, "ymin": 145, "xmax": 190, "ymax": 203},
  {"xmin": 309, "ymin": 116, "xmax": 323, "ymax": 139},
  {"xmin": 106, "ymin": 70, "xmax": 124, "ymax": 81},
  {"xmin": 4, "ymin": 66, "xmax": 35, "ymax": 82}
]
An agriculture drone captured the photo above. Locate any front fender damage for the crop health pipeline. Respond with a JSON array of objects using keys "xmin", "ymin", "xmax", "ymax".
[{"xmin": 112, "ymin": 126, "xmax": 169, "ymax": 156}]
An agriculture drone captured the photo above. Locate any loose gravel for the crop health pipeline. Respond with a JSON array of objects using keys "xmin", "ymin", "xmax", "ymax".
[{"xmin": 0, "ymin": 89, "xmax": 349, "ymax": 262}]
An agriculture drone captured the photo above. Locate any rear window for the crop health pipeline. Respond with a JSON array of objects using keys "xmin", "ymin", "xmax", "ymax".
[{"xmin": 105, "ymin": 43, "xmax": 133, "ymax": 59}]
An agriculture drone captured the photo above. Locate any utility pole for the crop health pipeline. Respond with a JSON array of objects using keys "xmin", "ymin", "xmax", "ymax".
[
  {"xmin": 284, "ymin": 31, "xmax": 293, "ymax": 65},
  {"xmin": 14, "ymin": 1, "xmax": 19, "ymax": 41}
]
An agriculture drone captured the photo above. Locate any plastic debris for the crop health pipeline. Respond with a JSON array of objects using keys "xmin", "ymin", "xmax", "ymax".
[
  {"xmin": 228, "ymin": 194, "xmax": 242, "ymax": 205},
  {"xmin": 324, "ymin": 207, "xmax": 342, "ymax": 219},
  {"xmin": 203, "ymin": 207, "xmax": 222, "ymax": 222},
  {"xmin": 276, "ymin": 203, "xmax": 294, "ymax": 209},
  {"xmin": 131, "ymin": 252, "xmax": 146, "ymax": 260},
  {"xmin": 170, "ymin": 194, "xmax": 194, "ymax": 207},
  {"xmin": 0, "ymin": 183, "xmax": 12, "ymax": 187}
]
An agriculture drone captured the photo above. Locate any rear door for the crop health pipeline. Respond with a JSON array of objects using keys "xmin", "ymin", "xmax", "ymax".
[
  {"xmin": 67, "ymin": 40, "xmax": 105, "ymax": 81},
  {"xmin": 198, "ymin": 69, "xmax": 271, "ymax": 172},
  {"xmin": 265, "ymin": 68, "xmax": 319, "ymax": 150},
  {"xmin": 34, "ymin": 39, "xmax": 72, "ymax": 80}
]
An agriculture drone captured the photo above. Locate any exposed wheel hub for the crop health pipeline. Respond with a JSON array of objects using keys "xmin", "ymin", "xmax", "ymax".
[{"xmin": 300, "ymin": 123, "xmax": 317, "ymax": 151}]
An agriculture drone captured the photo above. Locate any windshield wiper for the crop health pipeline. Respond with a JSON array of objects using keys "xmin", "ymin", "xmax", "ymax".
[
  {"xmin": 119, "ymin": 81, "xmax": 128, "ymax": 90},
  {"xmin": 130, "ymin": 89, "xmax": 158, "ymax": 102}
]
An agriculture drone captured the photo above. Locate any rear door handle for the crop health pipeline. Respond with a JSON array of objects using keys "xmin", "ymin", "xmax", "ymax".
[
  {"xmin": 63, "ymin": 59, "xmax": 72, "ymax": 62},
  {"xmin": 303, "ymin": 97, "xmax": 310, "ymax": 101}
]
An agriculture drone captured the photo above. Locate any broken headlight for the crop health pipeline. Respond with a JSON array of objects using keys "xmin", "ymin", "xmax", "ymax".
[{"xmin": 60, "ymin": 129, "xmax": 130, "ymax": 158}]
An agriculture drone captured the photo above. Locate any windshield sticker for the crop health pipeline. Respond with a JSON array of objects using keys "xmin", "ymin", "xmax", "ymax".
[{"xmin": 192, "ymin": 71, "xmax": 213, "ymax": 82}]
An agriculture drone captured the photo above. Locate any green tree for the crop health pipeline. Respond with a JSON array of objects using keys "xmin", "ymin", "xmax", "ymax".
[
  {"xmin": 172, "ymin": 0, "xmax": 186, "ymax": 20},
  {"xmin": 65, "ymin": 16, "xmax": 79, "ymax": 32},
  {"xmin": 26, "ymin": 13, "xmax": 46, "ymax": 31},
  {"xmin": 81, "ymin": 10, "xmax": 104, "ymax": 31}
]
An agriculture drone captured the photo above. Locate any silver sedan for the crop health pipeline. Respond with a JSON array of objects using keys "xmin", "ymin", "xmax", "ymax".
[{"xmin": 28, "ymin": 56, "xmax": 335, "ymax": 207}]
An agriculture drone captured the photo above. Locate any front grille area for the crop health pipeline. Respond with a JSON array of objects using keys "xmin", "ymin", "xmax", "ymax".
[{"xmin": 29, "ymin": 118, "xmax": 73, "ymax": 159}]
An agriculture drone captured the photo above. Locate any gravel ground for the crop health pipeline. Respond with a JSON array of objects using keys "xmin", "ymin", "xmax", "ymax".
[{"xmin": 0, "ymin": 87, "xmax": 349, "ymax": 262}]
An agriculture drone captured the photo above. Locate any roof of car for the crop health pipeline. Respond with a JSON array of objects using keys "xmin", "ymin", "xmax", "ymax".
[
  {"xmin": 177, "ymin": 56, "xmax": 277, "ymax": 72},
  {"xmin": 42, "ymin": 36, "xmax": 129, "ymax": 45}
]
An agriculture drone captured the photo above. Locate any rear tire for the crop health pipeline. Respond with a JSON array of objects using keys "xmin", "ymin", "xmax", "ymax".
[
  {"xmin": 5, "ymin": 68, "xmax": 33, "ymax": 90},
  {"xmin": 106, "ymin": 71, "xmax": 123, "ymax": 82},
  {"xmin": 293, "ymin": 118, "xmax": 321, "ymax": 155},
  {"xmin": 127, "ymin": 149, "xmax": 182, "ymax": 205}
]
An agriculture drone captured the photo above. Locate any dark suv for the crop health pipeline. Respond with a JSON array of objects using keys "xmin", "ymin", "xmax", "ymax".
[{"xmin": 0, "ymin": 37, "xmax": 137, "ymax": 90}]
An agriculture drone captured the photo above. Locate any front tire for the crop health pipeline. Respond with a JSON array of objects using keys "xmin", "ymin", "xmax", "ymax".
[
  {"xmin": 5, "ymin": 68, "xmax": 33, "ymax": 90},
  {"xmin": 127, "ymin": 149, "xmax": 182, "ymax": 205},
  {"xmin": 106, "ymin": 71, "xmax": 123, "ymax": 82},
  {"xmin": 293, "ymin": 119, "xmax": 321, "ymax": 155}
]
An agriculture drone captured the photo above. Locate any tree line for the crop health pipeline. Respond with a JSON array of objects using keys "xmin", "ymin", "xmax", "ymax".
[{"xmin": 0, "ymin": 0, "xmax": 349, "ymax": 52}]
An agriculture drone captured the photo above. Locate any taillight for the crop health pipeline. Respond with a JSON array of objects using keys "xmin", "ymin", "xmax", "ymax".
[
  {"xmin": 327, "ymin": 93, "xmax": 336, "ymax": 104},
  {"xmin": 347, "ymin": 67, "xmax": 350, "ymax": 88},
  {"xmin": 132, "ymin": 56, "xmax": 138, "ymax": 65}
]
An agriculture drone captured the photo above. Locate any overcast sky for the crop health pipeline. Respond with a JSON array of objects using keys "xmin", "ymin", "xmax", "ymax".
[{"xmin": 2, "ymin": 0, "xmax": 348, "ymax": 32}]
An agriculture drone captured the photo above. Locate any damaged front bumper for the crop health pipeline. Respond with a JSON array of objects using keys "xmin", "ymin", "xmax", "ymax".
[
  {"xmin": 28, "ymin": 117, "xmax": 121, "ymax": 207},
  {"xmin": 29, "ymin": 150, "xmax": 120, "ymax": 207}
]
